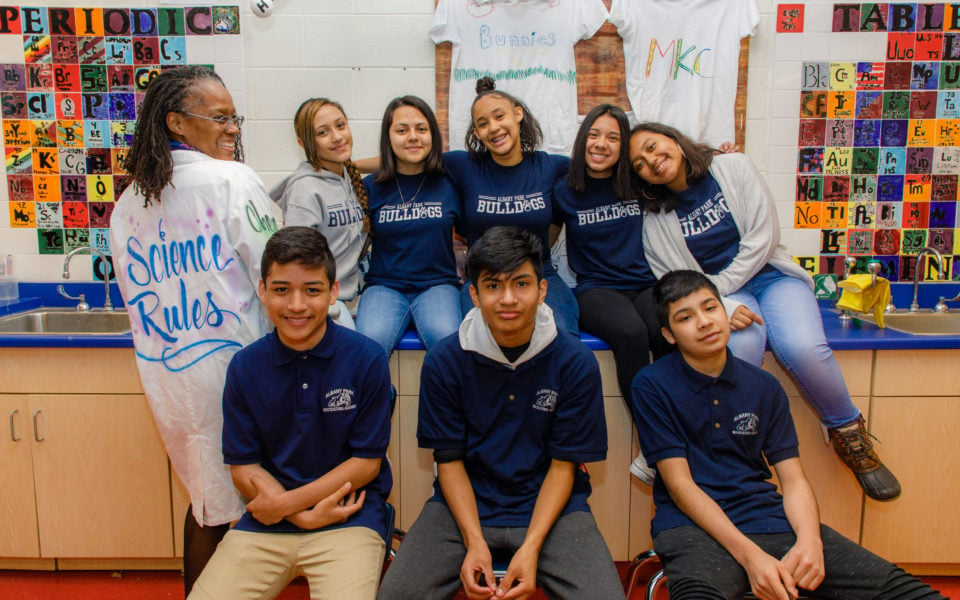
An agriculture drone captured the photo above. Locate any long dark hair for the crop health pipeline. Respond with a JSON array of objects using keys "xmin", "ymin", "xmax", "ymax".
[
  {"xmin": 292, "ymin": 98, "xmax": 370, "ymax": 233},
  {"xmin": 630, "ymin": 121, "xmax": 718, "ymax": 213},
  {"xmin": 568, "ymin": 104, "xmax": 633, "ymax": 201},
  {"xmin": 374, "ymin": 95, "xmax": 444, "ymax": 184},
  {"xmin": 465, "ymin": 77, "xmax": 542, "ymax": 159},
  {"xmin": 124, "ymin": 66, "xmax": 241, "ymax": 206}
]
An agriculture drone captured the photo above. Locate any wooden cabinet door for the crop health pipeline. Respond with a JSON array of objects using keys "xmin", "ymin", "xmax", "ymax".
[
  {"xmin": 28, "ymin": 394, "xmax": 174, "ymax": 558},
  {"xmin": 862, "ymin": 396, "xmax": 960, "ymax": 565},
  {"xmin": 0, "ymin": 395, "xmax": 40, "ymax": 557}
]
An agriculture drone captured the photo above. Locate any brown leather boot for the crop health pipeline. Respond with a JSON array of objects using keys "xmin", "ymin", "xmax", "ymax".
[{"xmin": 828, "ymin": 415, "xmax": 901, "ymax": 501}]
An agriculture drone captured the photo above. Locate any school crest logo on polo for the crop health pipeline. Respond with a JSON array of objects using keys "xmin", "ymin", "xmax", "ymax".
[
  {"xmin": 323, "ymin": 388, "xmax": 357, "ymax": 412},
  {"xmin": 533, "ymin": 388, "xmax": 558, "ymax": 413},
  {"xmin": 732, "ymin": 412, "xmax": 759, "ymax": 435}
]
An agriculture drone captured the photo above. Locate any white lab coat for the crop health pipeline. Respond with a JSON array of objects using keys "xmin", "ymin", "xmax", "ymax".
[{"xmin": 111, "ymin": 150, "xmax": 277, "ymax": 526}]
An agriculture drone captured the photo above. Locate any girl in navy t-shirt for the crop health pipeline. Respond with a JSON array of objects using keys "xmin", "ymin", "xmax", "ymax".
[
  {"xmin": 444, "ymin": 77, "xmax": 579, "ymax": 337},
  {"xmin": 554, "ymin": 104, "xmax": 671, "ymax": 484},
  {"xmin": 355, "ymin": 96, "xmax": 462, "ymax": 355}
]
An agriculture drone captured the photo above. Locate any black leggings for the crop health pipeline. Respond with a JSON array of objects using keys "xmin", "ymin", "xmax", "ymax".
[
  {"xmin": 577, "ymin": 287, "xmax": 672, "ymax": 398},
  {"xmin": 182, "ymin": 505, "xmax": 229, "ymax": 597}
]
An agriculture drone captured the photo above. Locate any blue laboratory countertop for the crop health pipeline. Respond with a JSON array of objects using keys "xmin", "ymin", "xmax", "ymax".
[{"xmin": 2, "ymin": 282, "xmax": 960, "ymax": 350}]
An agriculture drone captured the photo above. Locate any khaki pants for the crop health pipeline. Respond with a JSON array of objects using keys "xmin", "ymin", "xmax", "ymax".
[{"xmin": 189, "ymin": 526, "xmax": 385, "ymax": 600}]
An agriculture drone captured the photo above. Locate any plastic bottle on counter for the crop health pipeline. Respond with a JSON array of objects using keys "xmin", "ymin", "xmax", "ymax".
[{"xmin": 0, "ymin": 255, "xmax": 18, "ymax": 302}]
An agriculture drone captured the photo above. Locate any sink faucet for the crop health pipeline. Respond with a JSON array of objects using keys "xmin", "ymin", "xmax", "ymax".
[
  {"xmin": 60, "ymin": 246, "xmax": 114, "ymax": 312},
  {"xmin": 910, "ymin": 246, "xmax": 945, "ymax": 312}
]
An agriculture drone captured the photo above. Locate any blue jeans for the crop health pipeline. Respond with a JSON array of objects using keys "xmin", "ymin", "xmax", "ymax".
[
  {"xmin": 726, "ymin": 268, "xmax": 859, "ymax": 428},
  {"xmin": 459, "ymin": 271, "xmax": 580, "ymax": 338},
  {"xmin": 356, "ymin": 284, "xmax": 462, "ymax": 356}
]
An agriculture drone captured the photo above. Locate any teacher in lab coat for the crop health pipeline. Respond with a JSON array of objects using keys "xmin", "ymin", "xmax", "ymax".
[{"xmin": 110, "ymin": 65, "xmax": 278, "ymax": 596}]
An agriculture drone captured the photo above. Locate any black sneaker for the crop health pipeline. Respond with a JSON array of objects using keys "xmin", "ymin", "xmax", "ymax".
[{"xmin": 828, "ymin": 415, "xmax": 901, "ymax": 501}]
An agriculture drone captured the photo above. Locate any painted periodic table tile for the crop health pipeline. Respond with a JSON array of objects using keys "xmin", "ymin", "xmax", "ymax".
[
  {"xmin": 907, "ymin": 119, "xmax": 935, "ymax": 145},
  {"xmin": 89, "ymin": 202, "xmax": 114, "ymax": 228},
  {"xmin": 7, "ymin": 175, "xmax": 33, "ymax": 201},
  {"xmin": 857, "ymin": 61, "xmax": 885, "ymax": 89},
  {"xmin": 78, "ymin": 37, "xmax": 105, "ymax": 65},
  {"xmin": 847, "ymin": 229, "xmax": 875, "ymax": 254},
  {"xmin": 850, "ymin": 175, "xmax": 877, "ymax": 201},
  {"xmin": 856, "ymin": 90, "xmax": 884, "ymax": 117},
  {"xmin": 902, "ymin": 200, "xmax": 930, "ymax": 226},
  {"xmin": 826, "ymin": 119, "xmax": 854, "ymax": 145},
  {"xmin": 795, "ymin": 202, "xmax": 823, "ymax": 229},
  {"xmin": 823, "ymin": 203, "xmax": 849, "ymax": 228},
  {"xmin": 941, "ymin": 62, "xmax": 960, "ymax": 89},
  {"xmin": 819, "ymin": 252, "xmax": 849, "ymax": 275},
  {"xmin": 885, "ymin": 61, "xmax": 913, "ymax": 89},
  {"xmin": 62, "ymin": 201, "xmax": 88, "ymax": 228},
  {"xmin": 913, "ymin": 61, "xmax": 941, "ymax": 89},
  {"xmin": 799, "ymin": 119, "xmax": 826, "ymax": 146},
  {"xmin": 907, "ymin": 147, "xmax": 934, "ymax": 172},
  {"xmin": 823, "ymin": 175, "xmax": 850, "ymax": 202},
  {"xmin": 63, "ymin": 227, "xmax": 91, "ymax": 252},
  {"xmin": 930, "ymin": 202, "xmax": 958, "ymax": 227},
  {"xmin": 880, "ymin": 119, "xmax": 908, "ymax": 145},
  {"xmin": 833, "ymin": 4, "xmax": 860, "ymax": 31},
  {"xmin": 37, "ymin": 228, "xmax": 63, "ymax": 254},
  {"xmin": 9, "ymin": 200, "xmax": 35, "ymax": 228},
  {"xmin": 854, "ymin": 119, "xmax": 881, "ymax": 145},
  {"xmin": 935, "ymin": 118, "xmax": 960, "ymax": 144},
  {"xmin": 828, "ymin": 91, "xmax": 856, "ymax": 118},
  {"xmin": 61, "ymin": 174, "xmax": 86, "ymax": 202},
  {"xmin": 86, "ymin": 174, "xmax": 114, "ymax": 203},
  {"xmin": 778, "ymin": 4, "xmax": 805, "ymax": 32},
  {"xmin": 832, "ymin": 62, "xmax": 857, "ymax": 90},
  {"xmin": 802, "ymin": 63, "xmax": 830, "ymax": 91},
  {"xmin": 938, "ymin": 90, "xmax": 960, "ymax": 116},
  {"xmin": 902, "ymin": 229, "xmax": 930, "ymax": 254},
  {"xmin": 880, "ymin": 91, "xmax": 910, "ymax": 119},
  {"xmin": 1, "ymin": 64, "xmax": 25, "ymax": 91},
  {"xmin": 824, "ymin": 147, "xmax": 852, "ymax": 174},
  {"xmin": 910, "ymin": 91, "xmax": 938, "ymax": 117},
  {"xmin": 800, "ymin": 91, "xmax": 828, "ymax": 117},
  {"xmin": 35, "ymin": 201, "xmax": 61, "ymax": 228},
  {"xmin": 813, "ymin": 274, "xmax": 838, "ymax": 298},
  {"xmin": 944, "ymin": 32, "xmax": 960, "ymax": 59},
  {"xmin": 55, "ymin": 92, "xmax": 81, "ymax": 119},
  {"xmin": 849, "ymin": 202, "xmax": 876, "ymax": 230},
  {"xmin": 904, "ymin": 174, "xmax": 932, "ymax": 200},
  {"xmin": 90, "ymin": 228, "xmax": 111, "ymax": 254},
  {"xmin": 33, "ymin": 173, "xmax": 59, "ymax": 203},
  {"xmin": 853, "ymin": 147, "xmax": 880, "ymax": 173},
  {"xmin": 80, "ymin": 65, "xmax": 107, "ymax": 92},
  {"xmin": 799, "ymin": 147, "xmax": 825, "ymax": 173},
  {"xmin": 860, "ymin": 4, "xmax": 889, "ymax": 31},
  {"xmin": 108, "ymin": 65, "xmax": 135, "ymax": 92},
  {"xmin": 796, "ymin": 175, "xmax": 823, "ymax": 201},
  {"xmin": 931, "ymin": 174, "xmax": 959, "ymax": 198},
  {"xmin": 879, "ymin": 147, "xmax": 905, "ymax": 174},
  {"xmin": 53, "ymin": 64, "xmax": 80, "ymax": 92},
  {"xmin": 916, "ymin": 33, "xmax": 944, "ymax": 60},
  {"xmin": 876, "ymin": 203, "xmax": 902, "ymax": 229}
]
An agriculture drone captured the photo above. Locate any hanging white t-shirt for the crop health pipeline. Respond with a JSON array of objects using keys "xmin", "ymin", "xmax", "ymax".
[
  {"xmin": 432, "ymin": 0, "xmax": 608, "ymax": 155},
  {"xmin": 609, "ymin": 0, "xmax": 759, "ymax": 147}
]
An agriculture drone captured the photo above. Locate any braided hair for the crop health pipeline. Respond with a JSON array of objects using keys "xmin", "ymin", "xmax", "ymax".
[
  {"xmin": 465, "ymin": 77, "xmax": 543, "ymax": 159},
  {"xmin": 124, "ymin": 66, "xmax": 242, "ymax": 206},
  {"xmin": 292, "ymin": 98, "xmax": 370, "ymax": 233}
]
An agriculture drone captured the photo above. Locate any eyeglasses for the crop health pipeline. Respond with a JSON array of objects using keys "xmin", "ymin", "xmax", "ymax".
[{"xmin": 181, "ymin": 111, "xmax": 245, "ymax": 129}]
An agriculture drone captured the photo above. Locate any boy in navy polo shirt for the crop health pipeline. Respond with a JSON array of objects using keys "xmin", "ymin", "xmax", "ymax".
[
  {"xmin": 189, "ymin": 227, "xmax": 393, "ymax": 600},
  {"xmin": 378, "ymin": 226, "xmax": 624, "ymax": 600},
  {"xmin": 630, "ymin": 270, "xmax": 944, "ymax": 600}
]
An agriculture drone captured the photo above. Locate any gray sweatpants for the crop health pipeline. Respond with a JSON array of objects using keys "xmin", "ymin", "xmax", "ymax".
[
  {"xmin": 654, "ymin": 524, "xmax": 948, "ymax": 600},
  {"xmin": 378, "ymin": 501, "xmax": 625, "ymax": 600}
]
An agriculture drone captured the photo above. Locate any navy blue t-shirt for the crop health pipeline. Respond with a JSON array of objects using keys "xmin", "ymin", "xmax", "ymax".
[
  {"xmin": 553, "ymin": 175, "xmax": 655, "ymax": 293},
  {"xmin": 363, "ymin": 172, "xmax": 460, "ymax": 293},
  {"xmin": 630, "ymin": 351, "xmax": 799, "ymax": 537},
  {"xmin": 222, "ymin": 322, "xmax": 394, "ymax": 539},
  {"xmin": 674, "ymin": 174, "xmax": 740, "ymax": 275},
  {"xmin": 443, "ymin": 150, "xmax": 569, "ymax": 276},
  {"xmin": 417, "ymin": 331, "xmax": 607, "ymax": 527}
]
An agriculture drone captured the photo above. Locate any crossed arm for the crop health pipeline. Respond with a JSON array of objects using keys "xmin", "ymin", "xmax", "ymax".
[
  {"xmin": 657, "ymin": 456, "xmax": 824, "ymax": 600},
  {"xmin": 439, "ymin": 459, "xmax": 575, "ymax": 600},
  {"xmin": 231, "ymin": 457, "xmax": 381, "ymax": 530}
]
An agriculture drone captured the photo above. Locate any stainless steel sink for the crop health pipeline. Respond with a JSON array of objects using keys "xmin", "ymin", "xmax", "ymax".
[
  {"xmin": 856, "ymin": 311, "xmax": 960, "ymax": 336},
  {"xmin": 0, "ymin": 308, "xmax": 131, "ymax": 335}
]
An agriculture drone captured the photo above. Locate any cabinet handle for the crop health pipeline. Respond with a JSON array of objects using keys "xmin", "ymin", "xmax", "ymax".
[
  {"xmin": 9, "ymin": 408, "xmax": 20, "ymax": 442},
  {"xmin": 32, "ymin": 409, "xmax": 43, "ymax": 442}
]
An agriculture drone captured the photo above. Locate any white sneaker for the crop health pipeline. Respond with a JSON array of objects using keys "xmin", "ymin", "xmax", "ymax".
[{"xmin": 630, "ymin": 452, "xmax": 655, "ymax": 485}]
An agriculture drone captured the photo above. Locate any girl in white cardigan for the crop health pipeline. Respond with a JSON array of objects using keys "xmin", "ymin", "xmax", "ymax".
[{"xmin": 627, "ymin": 121, "xmax": 900, "ymax": 502}]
